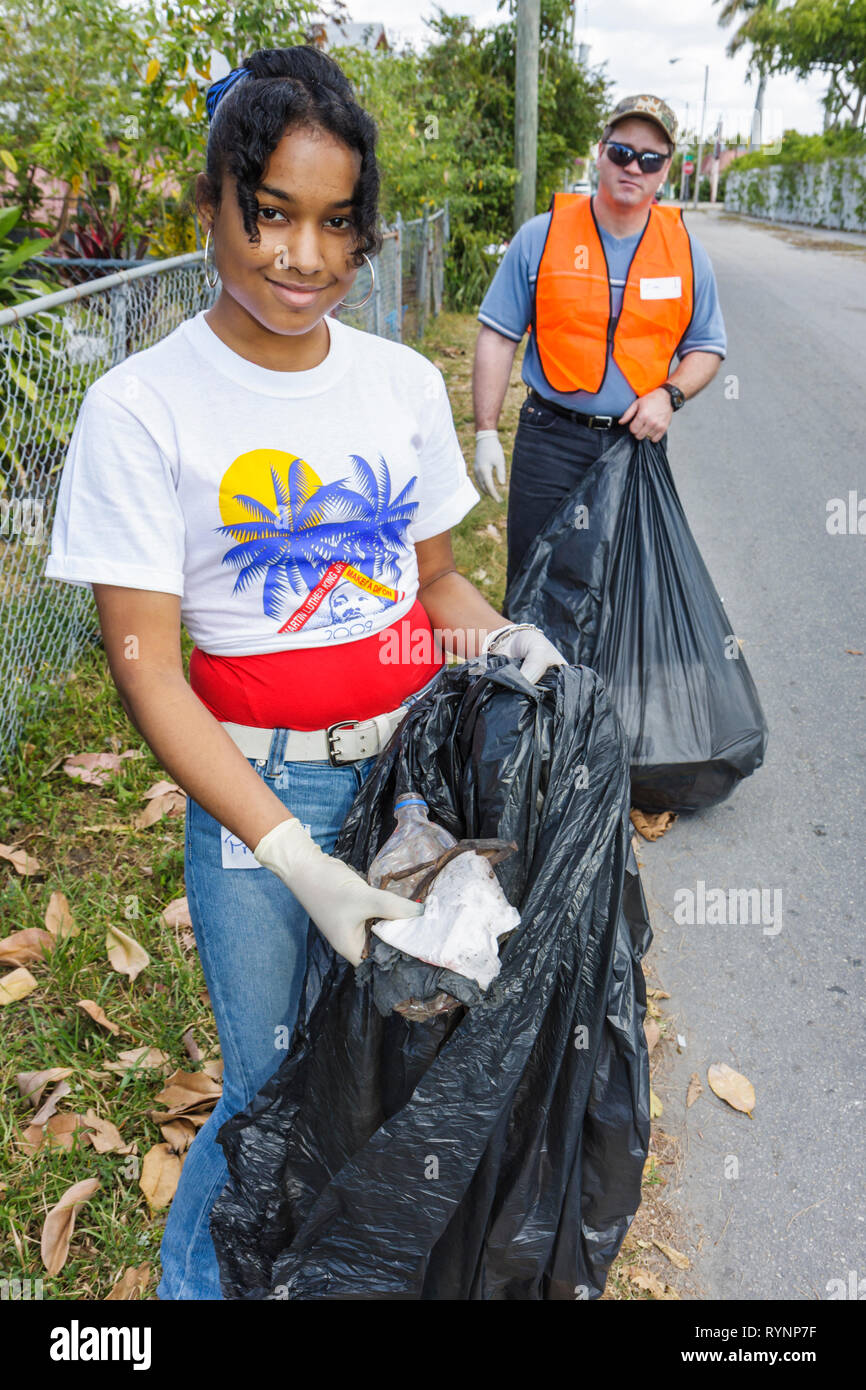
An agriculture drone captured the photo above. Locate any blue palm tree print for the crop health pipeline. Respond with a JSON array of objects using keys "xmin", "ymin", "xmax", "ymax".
[{"xmin": 215, "ymin": 453, "xmax": 419, "ymax": 621}]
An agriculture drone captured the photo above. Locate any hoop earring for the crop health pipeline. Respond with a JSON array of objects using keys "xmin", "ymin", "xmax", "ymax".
[
  {"xmin": 203, "ymin": 227, "xmax": 219, "ymax": 289},
  {"xmin": 338, "ymin": 252, "xmax": 375, "ymax": 308}
]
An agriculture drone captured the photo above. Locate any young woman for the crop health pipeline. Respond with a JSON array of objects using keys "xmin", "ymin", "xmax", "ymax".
[{"xmin": 45, "ymin": 44, "xmax": 565, "ymax": 1300}]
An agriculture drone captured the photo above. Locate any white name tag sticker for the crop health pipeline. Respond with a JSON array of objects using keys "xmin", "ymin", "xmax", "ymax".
[
  {"xmin": 640, "ymin": 275, "xmax": 682, "ymax": 300},
  {"xmin": 220, "ymin": 822, "xmax": 311, "ymax": 869}
]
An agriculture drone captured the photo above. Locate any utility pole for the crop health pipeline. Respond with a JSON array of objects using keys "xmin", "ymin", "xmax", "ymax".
[
  {"xmin": 514, "ymin": 0, "xmax": 540, "ymax": 232},
  {"xmin": 710, "ymin": 114, "xmax": 723, "ymax": 203},
  {"xmin": 692, "ymin": 64, "xmax": 709, "ymax": 210},
  {"xmin": 679, "ymin": 100, "xmax": 690, "ymax": 202}
]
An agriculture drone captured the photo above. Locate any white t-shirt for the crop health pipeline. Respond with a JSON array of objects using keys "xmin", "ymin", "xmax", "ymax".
[{"xmin": 45, "ymin": 310, "xmax": 480, "ymax": 655}]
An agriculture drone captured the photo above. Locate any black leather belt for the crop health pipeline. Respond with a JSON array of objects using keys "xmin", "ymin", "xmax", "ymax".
[{"xmin": 527, "ymin": 387, "xmax": 630, "ymax": 430}]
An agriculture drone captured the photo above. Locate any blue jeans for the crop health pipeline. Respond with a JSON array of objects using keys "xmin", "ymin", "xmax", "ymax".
[
  {"xmin": 506, "ymin": 394, "xmax": 641, "ymax": 590},
  {"xmin": 155, "ymin": 746, "xmax": 378, "ymax": 1300}
]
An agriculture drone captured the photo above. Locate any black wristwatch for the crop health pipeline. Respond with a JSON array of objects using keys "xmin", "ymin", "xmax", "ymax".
[{"xmin": 660, "ymin": 381, "xmax": 686, "ymax": 411}]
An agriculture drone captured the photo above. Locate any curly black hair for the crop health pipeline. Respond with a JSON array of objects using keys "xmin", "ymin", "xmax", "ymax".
[{"xmin": 202, "ymin": 46, "xmax": 383, "ymax": 268}]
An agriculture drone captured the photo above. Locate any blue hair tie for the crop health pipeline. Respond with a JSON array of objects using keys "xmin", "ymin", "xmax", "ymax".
[{"xmin": 205, "ymin": 66, "xmax": 250, "ymax": 123}]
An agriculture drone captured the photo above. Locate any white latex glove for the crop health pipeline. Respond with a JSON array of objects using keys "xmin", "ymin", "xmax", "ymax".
[
  {"xmin": 474, "ymin": 430, "xmax": 507, "ymax": 503},
  {"xmin": 482, "ymin": 622, "xmax": 569, "ymax": 685},
  {"xmin": 253, "ymin": 817, "xmax": 423, "ymax": 967}
]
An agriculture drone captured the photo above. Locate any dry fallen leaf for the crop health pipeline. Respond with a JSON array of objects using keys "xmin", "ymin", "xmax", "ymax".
[
  {"xmin": 182, "ymin": 1028, "xmax": 202, "ymax": 1062},
  {"xmin": 139, "ymin": 1143, "xmax": 183, "ymax": 1210},
  {"xmin": 152, "ymin": 1068, "xmax": 222, "ymax": 1118},
  {"xmin": 0, "ymin": 843, "xmax": 41, "ymax": 875},
  {"xmin": 143, "ymin": 779, "xmax": 184, "ymax": 800},
  {"xmin": 686, "ymin": 1073, "xmax": 703, "ymax": 1108},
  {"xmin": 105, "ymin": 1263, "xmax": 151, "ymax": 1301},
  {"xmin": 104, "ymin": 1046, "xmax": 171, "ymax": 1075},
  {"xmin": 17, "ymin": 1124, "xmax": 47, "ymax": 1155},
  {"xmin": 649, "ymin": 1089, "xmax": 663, "ymax": 1119},
  {"xmin": 40, "ymin": 1177, "xmax": 100, "ymax": 1275},
  {"xmin": 45, "ymin": 890, "xmax": 79, "ymax": 939},
  {"xmin": 161, "ymin": 896, "xmax": 192, "ymax": 929},
  {"xmin": 647, "ymin": 987, "xmax": 671, "ymax": 1000},
  {"xmin": 624, "ymin": 1265, "xmax": 680, "ymax": 1299},
  {"xmin": 0, "ymin": 928, "xmax": 54, "ymax": 967},
  {"xmin": 644, "ymin": 1018, "xmax": 661, "ymax": 1054},
  {"xmin": 150, "ymin": 1108, "xmax": 210, "ymax": 1129},
  {"xmin": 707, "ymin": 1062, "xmax": 756, "ymax": 1116},
  {"xmin": 134, "ymin": 792, "xmax": 186, "ymax": 828},
  {"xmin": 652, "ymin": 1238, "xmax": 690, "ymax": 1270},
  {"xmin": 105, "ymin": 925, "xmax": 150, "ymax": 981},
  {"xmin": 77, "ymin": 1000, "xmax": 121, "ymax": 1035},
  {"xmin": 17, "ymin": 1068, "xmax": 74, "ymax": 1108},
  {"xmin": 201, "ymin": 1058, "xmax": 224, "ymax": 1083},
  {"xmin": 646, "ymin": 997, "xmax": 662, "ymax": 1019},
  {"xmin": 63, "ymin": 752, "xmax": 125, "ymax": 786},
  {"xmin": 0, "ymin": 966, "xmax": 39, "ymax": 1004},
  {"xmin": 81, "ymin": 1108, "xmax": 136, "ymax": 1155},
  {"xmin": 630, "ymin": 809, "xmax": 678, "ymax": 841},
  {"xmin": 31, "ymin": 1079, "xmax": 72, "ymax": 1127},
  {"xmin": 160, "ymin": 1117, "xmax": 197, "ymax": 1154},
  {"xmin": 20, "ymin": 1113, "xmax": 95, "ymax": 1154}
]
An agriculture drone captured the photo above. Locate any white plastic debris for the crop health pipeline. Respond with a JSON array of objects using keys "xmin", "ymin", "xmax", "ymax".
[{"xmin": 371, "ymin": 850, "xmax": 520, "ymax": 990}]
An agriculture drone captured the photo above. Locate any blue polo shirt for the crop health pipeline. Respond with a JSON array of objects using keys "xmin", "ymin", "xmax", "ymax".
[{"xmin": 477, "ymin": 204, "xmax": 727, "ymax": 418}]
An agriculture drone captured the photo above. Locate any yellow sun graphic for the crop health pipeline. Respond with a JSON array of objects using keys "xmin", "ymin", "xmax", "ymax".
[{"xmin": 218, "ymin": 448, "xmax": 314, "ymax": 526}]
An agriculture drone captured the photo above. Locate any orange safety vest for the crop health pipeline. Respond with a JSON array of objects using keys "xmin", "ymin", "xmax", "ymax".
[{"xmin": 531, "ymin": 193, "xmax": 695, "ymax": 397}]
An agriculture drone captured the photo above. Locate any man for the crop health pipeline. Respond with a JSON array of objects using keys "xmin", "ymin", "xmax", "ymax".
[{"xmin": 472, "ymin": 94, "xmax": 727, "ymax": 589}]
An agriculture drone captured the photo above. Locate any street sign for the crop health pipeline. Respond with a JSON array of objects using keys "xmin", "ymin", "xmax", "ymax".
[{"xmin": 683, "ymin": 159, "xmax": 695, "ymax": 174}]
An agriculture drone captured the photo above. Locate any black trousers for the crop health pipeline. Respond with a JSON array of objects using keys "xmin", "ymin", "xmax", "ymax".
[{"xmin": 505, "ymin": 393, "xmax": 641, "ymax": 591}]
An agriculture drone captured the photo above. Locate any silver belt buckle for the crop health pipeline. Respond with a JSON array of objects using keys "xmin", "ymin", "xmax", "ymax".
[
  {"xmin": 326, "ymin": 719, "xmax": 362, "ymax": 766},
  {"xmin": 590, "ymin": 414, "xmax": 614, "ymax": 428}
]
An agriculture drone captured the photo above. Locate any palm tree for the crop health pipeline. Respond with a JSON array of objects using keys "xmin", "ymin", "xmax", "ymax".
[
  {"xmin": 339, "ymin": 453, "xmax": 418, "ymax": 586},
  {"xmin": 714, "ymin": 0, "xmax": 779, "ymax": 149}
]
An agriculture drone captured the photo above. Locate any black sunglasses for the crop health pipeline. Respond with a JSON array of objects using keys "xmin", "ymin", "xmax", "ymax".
[{"xmin": 603, "ymin": 140, "xmax": 668, "ymax": 175}]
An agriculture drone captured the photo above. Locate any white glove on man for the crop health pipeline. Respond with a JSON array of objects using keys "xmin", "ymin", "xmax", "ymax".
[
  {"xmin": 482, "ymin": 622, "xmax": 569, "ymax": 685},
  {"xmin": 474, "ymin": 430, "xmax": 507, "ymax": 503},
  {"xmin": 253, "ymin": 817, "xmax": 422, "ymax": 967}
]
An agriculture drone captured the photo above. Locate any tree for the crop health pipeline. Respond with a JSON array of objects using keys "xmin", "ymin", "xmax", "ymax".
[
  {"xmin": 723, "ymin": 0, "xmax": 866, "ymax": 131},
  {"xmin": 0, "ymin": 0, "xmax": 317, "ymax": 252},
  {"xmin": 713, "ymin": 0, "xmax": 780, "ymax": 148}
]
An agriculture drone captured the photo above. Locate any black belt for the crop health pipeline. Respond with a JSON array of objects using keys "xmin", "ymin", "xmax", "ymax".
[{"xmin": 527, "ymin": 387, "xmax": 630, "ymax": 431}]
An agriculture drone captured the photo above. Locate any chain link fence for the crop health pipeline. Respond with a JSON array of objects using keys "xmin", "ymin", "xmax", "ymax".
[{"xmin": 0, "ymin": 204, "xmax": 449, "ymax": 772}]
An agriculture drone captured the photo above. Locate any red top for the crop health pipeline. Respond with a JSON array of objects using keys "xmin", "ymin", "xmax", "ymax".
[{"xmin": 189, "ymin": 597, "xmax": 444, "ymax": 730}]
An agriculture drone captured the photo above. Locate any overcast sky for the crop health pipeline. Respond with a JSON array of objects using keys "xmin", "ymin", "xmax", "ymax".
[{"xmin": 341, "ymin": 0, "xmax": 829, "ymax": 143}]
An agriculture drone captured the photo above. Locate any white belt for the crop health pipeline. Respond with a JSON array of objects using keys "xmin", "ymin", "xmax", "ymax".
[{"xmin": 220, "ymin": 704, "xmax": 409, "ymax": 766}]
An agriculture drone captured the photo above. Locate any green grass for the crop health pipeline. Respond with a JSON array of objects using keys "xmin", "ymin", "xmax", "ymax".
[{"xmin": 0, "ymin": 641, "xmax": 204, "ymax": 1297}]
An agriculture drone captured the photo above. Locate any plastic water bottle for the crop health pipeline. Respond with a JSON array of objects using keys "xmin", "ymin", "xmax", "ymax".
[{"xmin": 367, "ymin": 796, "xmax": 457, "ymax": 900}]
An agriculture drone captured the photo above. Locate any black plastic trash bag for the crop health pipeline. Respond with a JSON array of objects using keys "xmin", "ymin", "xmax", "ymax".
[
  {"xmin": 504, "ymin": 433, "xmax": 768, "ymax": 813},
  {"xmin": 209, "ymin": 656, "xmax": 652, "ymax": 1300}
]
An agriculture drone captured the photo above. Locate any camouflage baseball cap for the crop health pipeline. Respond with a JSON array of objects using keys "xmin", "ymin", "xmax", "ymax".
[{"xmin": 605, "ymin": 94, "xmax": 678, "ymax": 147}]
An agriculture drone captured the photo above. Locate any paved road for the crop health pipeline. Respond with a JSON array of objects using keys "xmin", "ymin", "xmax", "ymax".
[{"xmin": 638, "ymin": 207, "xmax": 865, "ymax": 1300}]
